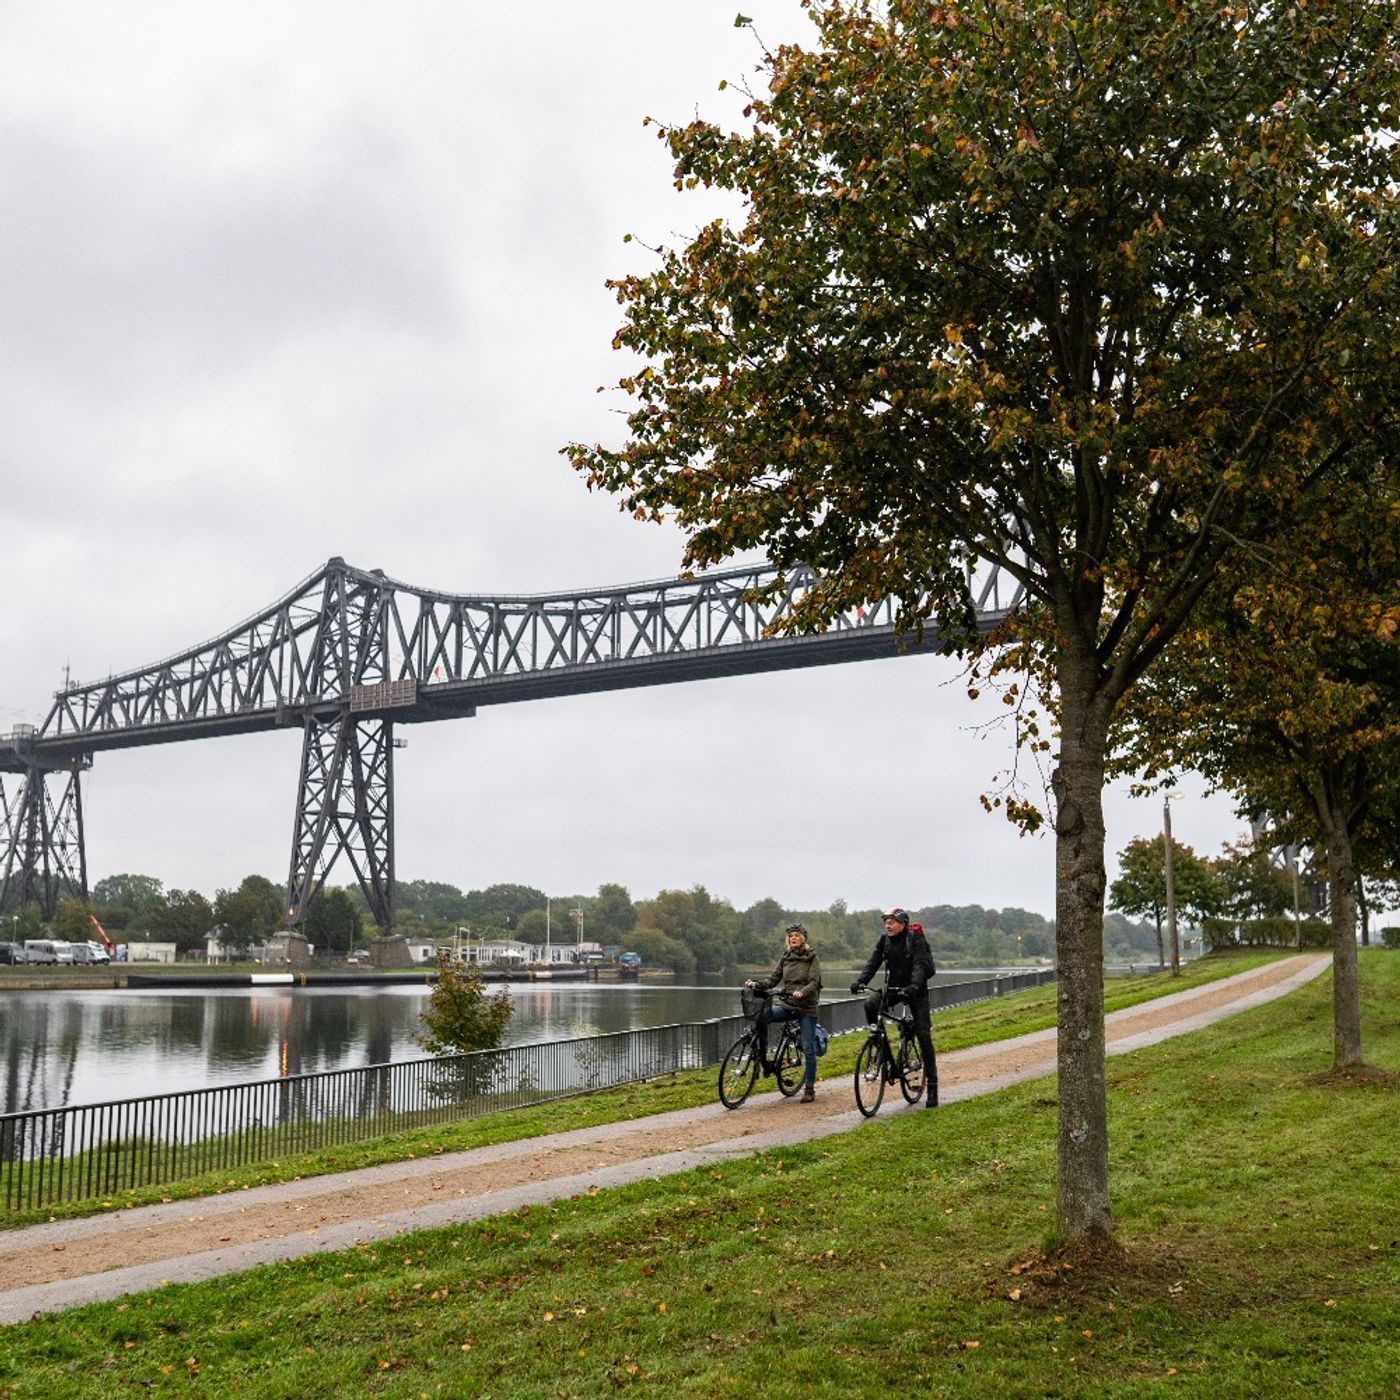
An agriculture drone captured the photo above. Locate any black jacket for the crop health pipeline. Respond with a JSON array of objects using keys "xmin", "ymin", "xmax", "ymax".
[{"xmin": 858, "ymin": 929, "xmax": 935, "ymax": 997}]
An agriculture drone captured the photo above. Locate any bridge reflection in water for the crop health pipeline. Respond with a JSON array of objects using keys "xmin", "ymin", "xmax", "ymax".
[{"xmin": 0, "ymin": 982, "xmax": 742, "ymax": 1118}]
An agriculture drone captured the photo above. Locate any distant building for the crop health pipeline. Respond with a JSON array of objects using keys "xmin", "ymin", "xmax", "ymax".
[
  {"xmin": 126, "ymin": 942, "xmax": 177, "ymax": 965},
  {"xmin": 205, "ymin": 929, "xmax": 236, "ymax": 964},
  {"xmin": 453, "ymin": 938, "xmax": 531, "ymax": 966},
  {"xmin": 530, "ymin": 940, "xmax": 604, "ymax": 965}
]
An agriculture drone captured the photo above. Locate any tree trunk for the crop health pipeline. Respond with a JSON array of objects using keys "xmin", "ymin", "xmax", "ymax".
[
  {"xmin": 1311, "ymin": 778, "xmax": 1363, "ymax": 1067},
  {"xmin": 1153, "ymin": 912, "xmax": 1164, "ymax": 971},
  {"xmin": 1052, "ymin": 663, "xmax": 1112, "ymax": 1244}
]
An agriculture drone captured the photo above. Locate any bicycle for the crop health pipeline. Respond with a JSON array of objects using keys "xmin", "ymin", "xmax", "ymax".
[
  {"xmin": 717, "ymin": 987, "xmax": 808, "ymax": 1108},
  {"xmin": 850, "ymin": 972, "xmax": 926, "ymax": 1117}
]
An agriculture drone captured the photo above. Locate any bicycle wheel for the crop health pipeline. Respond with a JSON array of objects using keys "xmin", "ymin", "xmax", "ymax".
[
  {"xmin": 853, "ymin": 1036, "xmax": 887, "ymax": 1118},
  {"xmin": 774, "ymin": 1026, "xmax": 805, "ymax": 1097},
  {"xmin": 897, "ymin": 1030, "xmax": 926, "ymax": 1103},
  {"xmin": 719, "ymin": 1032, "xmax": 760, "ymax": 1109}
]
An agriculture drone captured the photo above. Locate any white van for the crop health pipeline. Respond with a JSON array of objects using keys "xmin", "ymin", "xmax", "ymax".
[
  {"xmin": 23, "ymin": 939, "xmax": 61, "ymax": 964},
  {"xmin": 71, "ymin": 941, "xmax": 111, "ymax": 965}
]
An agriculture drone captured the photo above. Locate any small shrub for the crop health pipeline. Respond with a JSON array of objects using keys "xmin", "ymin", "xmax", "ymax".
[
  {"xmin": 1380, "ymin": 927, "xmax": 1400, "ymax": 949},
  {"xmin": 416, "ymin": 954, "xmax": 513, "ymax": 1056}
]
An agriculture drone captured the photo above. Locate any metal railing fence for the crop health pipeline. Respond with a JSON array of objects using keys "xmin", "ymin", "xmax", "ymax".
[{"xmin": 0, "ymin": 968, "xmax": 1055, "ymax": 1211}]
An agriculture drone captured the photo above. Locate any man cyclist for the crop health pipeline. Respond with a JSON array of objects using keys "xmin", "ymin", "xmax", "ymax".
[
  {"xmin": 850, "ymin": 907, "xmax": 938, "ymax": 1108},
  {"xmin": 746, "ymin": 923, "xmax": 822, "ymax": 1102}
]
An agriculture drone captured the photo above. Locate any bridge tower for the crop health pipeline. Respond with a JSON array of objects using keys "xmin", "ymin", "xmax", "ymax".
[
  {"xmin": 0, "ymin": 730, "xmax": 90, "ymax": 920},
  {"xmin": 286, "ymin": 710, "xmax": 396, "ymax": 936},
  {"xmin": 284, "ymin": 565, "xmax": 402, "ymax": 949}
]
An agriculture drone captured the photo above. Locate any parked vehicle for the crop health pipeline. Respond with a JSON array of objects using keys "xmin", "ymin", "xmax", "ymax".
[
  {"xmin": 0, "ymin": 941, "xmax": 25, "ymax": 965},
  {"xmin": 71, "ymin": 941, "xmax": 111, "ymax": 965},
  {"xmin": 23, "ymin": 939, "xmax": 60, "ymax": 965}
]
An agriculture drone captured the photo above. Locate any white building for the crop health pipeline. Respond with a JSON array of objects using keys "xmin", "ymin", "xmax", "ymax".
[
  {"xmin": 531, "ymin": 940, "xmax": 605, "ymax": 965},
  {"xmin": 125, "ymin": 941, "xmax": 177, "ymax": 965},
  {"xmin": 457, "ymin": 938, "xmax": 531, "ymax": 966}
]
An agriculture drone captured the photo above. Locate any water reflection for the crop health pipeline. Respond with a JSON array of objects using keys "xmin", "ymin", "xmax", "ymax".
[{"xmin": 0, "ymin": 982, "xmax": 737, "ymax": 1115}]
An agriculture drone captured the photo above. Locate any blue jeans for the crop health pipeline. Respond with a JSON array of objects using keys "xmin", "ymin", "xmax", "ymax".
[{"xmin": 760, "ymin": 1004, "xmax": 817, "ymax": 1085}]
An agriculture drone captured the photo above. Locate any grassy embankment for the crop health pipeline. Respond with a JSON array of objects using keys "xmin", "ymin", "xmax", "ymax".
[
  {"xmin": 2, "ymin": 951, "xmax": 1288, "ymax": 1228},
  {"xmin": 4, "ymin": 949, "xmax": 1397, "ymax": 1397}
]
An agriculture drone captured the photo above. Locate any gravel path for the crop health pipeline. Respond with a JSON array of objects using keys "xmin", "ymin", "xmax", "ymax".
[{"xmin": 0, "ymin": 954, "xmax": 1330, "ymax": 1324}]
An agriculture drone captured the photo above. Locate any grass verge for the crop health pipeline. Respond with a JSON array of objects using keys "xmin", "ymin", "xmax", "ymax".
[
  {"xmin": 0, "ymin": 950, "xmax": 1290, "ymax": 1230},
  {"xmin": 4, "ymin": 951, "xmax": 1394, "ymax": 1396}
]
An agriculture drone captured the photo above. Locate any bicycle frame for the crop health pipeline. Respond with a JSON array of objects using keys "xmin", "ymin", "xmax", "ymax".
[
  {"xmin": 852, "ymin": 973, "xmax": 925, "ymax": 1117},
  {"xmin": 718, "ymin": 990, "xmax": 807, "ymax": 1108}
]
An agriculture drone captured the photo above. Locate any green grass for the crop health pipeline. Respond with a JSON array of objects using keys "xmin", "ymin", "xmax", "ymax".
[
  {"xmin": 0, "ymin": 949, "xmax": 1290, "ymax": 1230},
  {"xmin": 4, "ymin": 950, "xmax": 1394, "ymax": 1397}
]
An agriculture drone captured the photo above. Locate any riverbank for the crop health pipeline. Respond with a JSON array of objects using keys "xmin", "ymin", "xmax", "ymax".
[
  {"xmin": 0, "ymin": 963, "xmax": 674, "ymax": 992},
  {"xmin": 3, "ymin": 951, "xmax": 1395, "ymax": 1397}
]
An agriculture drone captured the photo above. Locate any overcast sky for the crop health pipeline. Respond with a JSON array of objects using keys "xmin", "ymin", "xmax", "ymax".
[{"xmin": 0, "ymin": 1, "xmax": 1277, "ymax": 922}]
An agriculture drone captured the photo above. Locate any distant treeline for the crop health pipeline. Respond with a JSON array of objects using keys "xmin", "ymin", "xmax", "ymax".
[{"xmin": 46, "ymin": 873, "xmax": 1163, "ymax": 971}]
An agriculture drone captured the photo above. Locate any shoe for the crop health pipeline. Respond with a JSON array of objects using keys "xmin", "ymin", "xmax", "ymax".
[{"xmin": 800, "ymin": 1084, "xmax": 815, "ymax": 1103}]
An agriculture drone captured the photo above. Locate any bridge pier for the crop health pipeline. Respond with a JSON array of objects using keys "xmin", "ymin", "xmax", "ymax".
[
  {"xmin": 370, "ymin": 933, "xmax": 413, "ymax": 968},
  {"xmin": 0, "ymin": 749, "xmax": 90, "ymax": 919},
  {"xmin": 285, "ymin": 710, "xmax": 396, "ymax": 936}
]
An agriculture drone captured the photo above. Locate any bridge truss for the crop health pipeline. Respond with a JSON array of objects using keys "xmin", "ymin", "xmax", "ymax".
[{"xmin": 0, "ymin": 557, "xmax": 1021, "ymax": 932}]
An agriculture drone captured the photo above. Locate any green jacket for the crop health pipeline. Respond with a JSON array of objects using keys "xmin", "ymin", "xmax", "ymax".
[{"xmin": 756, "ymin": 945, "xmax": 822, "ymax": 1012}]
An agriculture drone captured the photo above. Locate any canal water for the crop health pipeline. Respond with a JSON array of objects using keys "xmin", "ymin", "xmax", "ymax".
[{"xmin": 0, "ymin": 970, "xmax": 997, "ymax": 1116}]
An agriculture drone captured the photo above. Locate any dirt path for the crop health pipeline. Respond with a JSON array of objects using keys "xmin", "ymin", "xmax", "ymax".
[{"xmin": 0, "ymin": 954, "xmax": 1330, "ymax": 1323}]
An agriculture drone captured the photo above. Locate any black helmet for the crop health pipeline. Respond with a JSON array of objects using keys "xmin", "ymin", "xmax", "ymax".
[
  {"xmin": 881, "ymin": 907, "xmax": 910, "ymax": 926},
  {"xmin": 785, "ymin": 922, "xmax": 808, "ymax": 936}
]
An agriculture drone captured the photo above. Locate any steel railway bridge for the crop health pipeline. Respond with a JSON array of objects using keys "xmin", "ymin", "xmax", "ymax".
[{"xmin": 0, "ymin": 556, "xmax": 1021, "ymax": 937}]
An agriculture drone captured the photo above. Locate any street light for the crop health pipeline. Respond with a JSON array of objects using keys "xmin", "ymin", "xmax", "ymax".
[
  {"xmin": 1285, "ymin": 844, "xmax": 1303, "ymax": 949},
  {"xmin": 1163, "ymin": 796, "xmax": 1180, "ymax": 976}
]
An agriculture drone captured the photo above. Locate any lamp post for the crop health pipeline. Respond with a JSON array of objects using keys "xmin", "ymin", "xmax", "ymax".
[
  {"xmin": 1163, "ymin": 797, "xmax": 1180, "ymax": 976},
  {"xmin": 1285, "ymin": 845, "xmax": 1303, "ymax": 949}
]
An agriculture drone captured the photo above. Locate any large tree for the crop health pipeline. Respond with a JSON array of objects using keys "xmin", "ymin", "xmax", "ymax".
[
  {"xmin": 1108, "ymin": 835, "xmax": 1224, "ymax": 969},
  {"xmin": 305, "ymin": 888, "xmax": 363, "ymax": 956},
  {"xmin": 214, "ymin": 875, "xmax": 284, "ymax": 957},
  {"xmin": 1117, "ymin": 477, "xmax": 1400, "ymax": 1065},
  {"xmin": 569, "ymin": 1, "xmax": 1399, "ymax": 1241},
  {"xmin": 148, "ymin": 888, "xmax": 215, "ymax": 953},
  {"xmin": 91, "ymin": 873, "xmax": 165, "ymax": 920}
]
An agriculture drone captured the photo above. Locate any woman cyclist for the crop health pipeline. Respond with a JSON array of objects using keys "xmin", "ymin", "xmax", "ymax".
[{"xmin": 745, "ymin": 923, "xmax": 823, "ymax": 1102}]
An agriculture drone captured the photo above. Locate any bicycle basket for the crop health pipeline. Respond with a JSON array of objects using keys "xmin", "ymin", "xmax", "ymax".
[{"xmin": 740, "ymin": 986, "xmax": 768, "ymax": 1021}]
